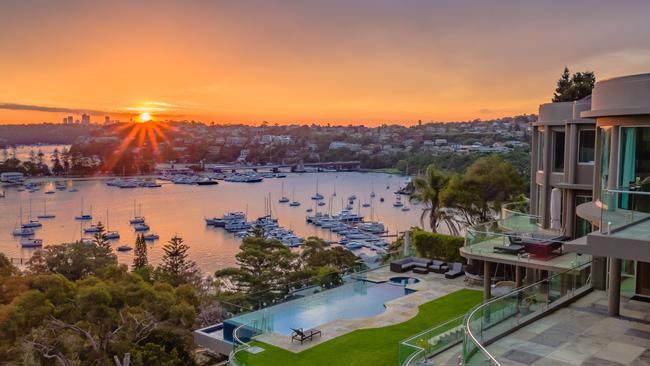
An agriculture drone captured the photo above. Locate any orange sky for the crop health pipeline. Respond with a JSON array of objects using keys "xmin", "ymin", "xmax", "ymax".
[{"xmin": 1, "ymin": 0, "xmax": 650, "ymax": 126}]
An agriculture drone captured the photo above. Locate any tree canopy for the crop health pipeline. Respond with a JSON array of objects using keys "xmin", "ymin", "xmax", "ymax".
[{"xmin": 552, "ymin": 67, "xmax": 596, "ymax": 102}]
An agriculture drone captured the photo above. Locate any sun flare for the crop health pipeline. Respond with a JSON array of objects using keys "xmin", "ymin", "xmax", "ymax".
[{"xmin": 139, "ymin": 112, "xmax": 152, "ymax": 122}]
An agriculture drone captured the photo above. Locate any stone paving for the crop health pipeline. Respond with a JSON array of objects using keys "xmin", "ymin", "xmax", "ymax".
[
  {"xmin": 254, "ymin": 266, "xmax": 472, "ymax": 352},
  {"xmin": 430, "ymin": 291, "xmax": 650, "ymax": 366},
  {"xmin": 433, "ymin": 291, "xmax": 650, "ymax": 366}
]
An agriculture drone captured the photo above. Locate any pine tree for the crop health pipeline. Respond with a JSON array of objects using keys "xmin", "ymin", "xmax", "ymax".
[
  {"xmin": 160, "ymin": 235, "xmax": 194, "ymax": 286},
  {"xmin": 552, "ymin": 67, "xmax": 572, "ymax": 102},
  {"xmin": 133, "ymin": 234, "xmax": 148, "ymax": 270},
  {"xmin": 93, "ymin": 222, "xmax": 111, "ymax": 250}
]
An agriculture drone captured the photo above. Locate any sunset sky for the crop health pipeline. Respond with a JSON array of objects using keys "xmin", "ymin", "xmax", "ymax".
[{"xmin": 1, "ymin": 0, "xmax": 650, "ymax": 125}]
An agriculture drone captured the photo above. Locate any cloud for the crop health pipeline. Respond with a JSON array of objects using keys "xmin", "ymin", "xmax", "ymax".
[{"xmin": 0, "ymin": 102, "xmax": 110, "ymax": 116}]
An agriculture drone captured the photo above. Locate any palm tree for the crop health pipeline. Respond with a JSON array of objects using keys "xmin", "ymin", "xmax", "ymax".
[{"xmin": 408, "ymin": 165, "xmax": 458, "ymax": 235}]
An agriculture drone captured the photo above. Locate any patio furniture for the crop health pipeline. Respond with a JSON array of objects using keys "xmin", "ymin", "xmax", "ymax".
[
  {"xmin": 428, "ymin": 260, "xmax": 448, "ymax": 274},
  {"xmin": 507, "ymin": 233, "xmax": 523, "ymax": 245},
  {"xmin": 390, "ymin": 257, "xmax": 432, "ymax": 273},
  {"xmin": 521, "ymin": 236, "xmax": 564, "ymax": 258},
  {"xmin": 413, "ymin": 267, "xmax": 429, "ymax": 274},
  {"xmin": 290, "ymin": 327, "xmax": 322, "ymax": 344},
  {"xmin": 493, "ymin": 244, "xmax": 526, "ymax": 255},
  {"xmin": 464, "ymin": 271, "xmax": 483, "ymax": 286},
  {"xmin": 444, "ymin": 262, "xmax": 464, "ymax": 279}
]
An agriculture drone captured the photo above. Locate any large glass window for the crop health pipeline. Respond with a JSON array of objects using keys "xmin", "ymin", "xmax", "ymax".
[
  {"xmin": 553, "ymin": 131, "xmax": 565, "ymax": 172},
  {"xmin": 599, "ymin": 127, "xmax": 611, "ymax": 195},
  {"xmin": 619, "ymin": 126, "xmax": 650, "ymax": 212},
  {"xmin": 578, "ymin": 129, "xmax": 595, "ymax": 164},
  {"xmin": 536, "ymin": 128, "xmax": 544, "ymax": 171}
]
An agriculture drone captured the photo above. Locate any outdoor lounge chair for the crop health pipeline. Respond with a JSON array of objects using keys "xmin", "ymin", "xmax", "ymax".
[
  {"xmin": 444, "ymin": 262, "xmax": 464, "ymax": 279},
  {"xmin": 493, "ymin": 244, "xmax": 525, "ymax": 255},
  {"xmin": 290, "ymin": 327, "xmax": 322, "ymax": 344},
  {"xmin": 428, "ymin": 260, "xmax": 448, "ymax": 274}
]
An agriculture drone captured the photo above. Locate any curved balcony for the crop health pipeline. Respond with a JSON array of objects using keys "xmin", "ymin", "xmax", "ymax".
[{"xmin": 462, "ymin": 260, "xmax": 592, "ymax": 365}]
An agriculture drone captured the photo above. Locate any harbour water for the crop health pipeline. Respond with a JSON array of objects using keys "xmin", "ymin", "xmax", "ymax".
[{"xmin": 0, "ymin": 172, "xmax": 432, "ymax": 274}]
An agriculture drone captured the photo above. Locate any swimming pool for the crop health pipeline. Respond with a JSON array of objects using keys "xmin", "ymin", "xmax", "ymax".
[{"xmin": 224, "ymin": 280, "xmax": 413, "ymax": 340}]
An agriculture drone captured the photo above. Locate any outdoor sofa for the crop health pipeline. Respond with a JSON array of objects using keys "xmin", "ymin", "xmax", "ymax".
[
  {"xmin": 428, "ymin": 260, "xmax": 449, "ymax": 274},
  {"xmin": 390, "ymin": 257, "xmax": 432, "ymax": 273}
]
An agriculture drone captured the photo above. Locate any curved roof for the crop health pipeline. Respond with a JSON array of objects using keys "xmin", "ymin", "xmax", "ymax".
[{"xmin": 581, "ymin": 73, "xmax": 650, "ymax": 118}]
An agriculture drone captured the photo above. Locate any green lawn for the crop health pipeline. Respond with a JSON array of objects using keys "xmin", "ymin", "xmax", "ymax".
[{"xmin": 235, "ymin": 289, "xmax": 482, "ymax": 366}]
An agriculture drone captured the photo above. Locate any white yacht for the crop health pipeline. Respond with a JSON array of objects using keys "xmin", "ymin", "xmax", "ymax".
[
  {"xmin": 393, "ymin": 195, "xmax": 404, "ymax": 207},
  {"xmin": 358, "ymin": 222, "xmax": 386, "ymax": 234},
  {"xmin": 21, "ymin": 238, "xmax": 43, "ymax": 248}
]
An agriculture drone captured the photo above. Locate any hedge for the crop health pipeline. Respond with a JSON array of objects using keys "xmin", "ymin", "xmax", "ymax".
[{"xmin": 412, "ymin": 230, "xmax": 464, "ymax": 263}]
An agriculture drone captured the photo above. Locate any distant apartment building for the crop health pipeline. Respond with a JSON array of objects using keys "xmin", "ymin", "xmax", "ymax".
[
  {"xmin": 328, "ymin": 141, "xmax": 362, "ymax": 151},
  {"xmin": 81, "ymin": 113, "xmax": 90, "ymax": 125}
]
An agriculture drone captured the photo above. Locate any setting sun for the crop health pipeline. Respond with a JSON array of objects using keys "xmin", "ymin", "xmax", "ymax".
[{"xmin": 139, "ymin": 112, "xmax": 152, "ymax": 122}]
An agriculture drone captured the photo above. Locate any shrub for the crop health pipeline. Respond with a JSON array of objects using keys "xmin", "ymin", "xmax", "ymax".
[{"xmin": 412, "ymin": 230, "xmax": 464, "ymax": 263}]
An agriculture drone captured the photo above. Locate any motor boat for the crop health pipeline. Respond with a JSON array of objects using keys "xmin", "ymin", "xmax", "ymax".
[
  {"xmin": 401, "ymin": 207, "xmax": 411, "ymax": 211},
  {"xmin": 278, "ymin": 196, "xmax": 290, "ymax": 203},
  {"xmin": 358, "ymin": 222, "xmax": 386, "ymax": 234},
  {"xmin": 196, "ymin": 177, "xmax": 218, "ymax": 185},
  {"xmin": 345, "ymin": 242, "xmax": 364, "ymax": 250},
  {"xmin": 318, "ymin": 201, "xmax": 326, "ymax": 206},
  {"xmin": 289, "ymin": 200, "xmax": 301, "ymax": 207},
  {"xmin": 129, "ymin": 216, "xmax": 146, "ymax": 224},
  {"xmin": 117, "ymin": 245, "xmax": 133, "ymax": 252},
  {"xmin": 21, "ymin": 238, "xmax": 43, "ymax": 248}
]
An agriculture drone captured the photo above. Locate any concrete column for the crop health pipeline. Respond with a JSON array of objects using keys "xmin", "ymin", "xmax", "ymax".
[
  {"xmin": 608, "ymin": 257, "xmax": 621, "ymax": 317},
  {"xmin": 484, "ymin": 261, "xmax": 492, "ymax": 301},
  {"xmin": 525, "ymin": 268, "xmax": 536, "ymax": 285},
  {"xmin": 515, "ymin": 265, "xmax": 523, "ymax": 288}
]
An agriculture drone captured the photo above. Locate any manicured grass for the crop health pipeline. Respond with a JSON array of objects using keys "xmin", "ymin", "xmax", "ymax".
[{"xmin": 235, "ymin": 289, "xmax": 482, "ymax": 366}]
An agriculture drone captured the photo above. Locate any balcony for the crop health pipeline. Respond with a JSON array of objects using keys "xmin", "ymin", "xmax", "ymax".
[
  {"xmin": 462, "ymin": 208, "xmax": 590, "ymax": 273},
  {"xmin": 567, "ymin": 187, "xmax": 650, "ymax": 262}
]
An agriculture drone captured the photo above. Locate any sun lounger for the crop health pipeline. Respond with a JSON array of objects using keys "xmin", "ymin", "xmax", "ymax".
[
  {"xmin": 444, "ymin": 262, "xmax": 464, "ymax": 279},
  {"xmin": 493, "ymin": 244, "xmax": 526, "ymax": 255},
  {"xmin": 290, "ymin": 327, "xmax": 322, "ymax": 344}
]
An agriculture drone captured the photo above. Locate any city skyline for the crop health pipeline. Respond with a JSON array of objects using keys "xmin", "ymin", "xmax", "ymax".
[{"xmin": 1, "ymin": 0, "xmax": 650, "ymax": 125}]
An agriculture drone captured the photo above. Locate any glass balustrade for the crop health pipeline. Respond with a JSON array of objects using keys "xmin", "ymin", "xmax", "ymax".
[{"xmin": 462, "ymin": 261, "xmax": 592, "ymax": 366}]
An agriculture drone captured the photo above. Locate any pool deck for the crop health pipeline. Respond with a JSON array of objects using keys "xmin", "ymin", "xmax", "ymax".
[{"xmin": 254, "ymin": 266, "xmax": 473, "ymax": 352}]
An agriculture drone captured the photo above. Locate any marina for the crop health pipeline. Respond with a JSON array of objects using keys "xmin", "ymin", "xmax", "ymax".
[{"xmin": 0, "ymin": 172, "xmax": 432, "ymax": 273}]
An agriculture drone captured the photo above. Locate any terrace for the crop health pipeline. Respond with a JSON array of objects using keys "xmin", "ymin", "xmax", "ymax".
[{"xmin": 462, "ymin": 209, "xmax": 592, "ymax": 275}]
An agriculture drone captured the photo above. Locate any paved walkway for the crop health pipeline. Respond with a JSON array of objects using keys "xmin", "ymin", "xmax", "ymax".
[
  {"xmin": 491, "ymin": 291, "xmax": 650, "ymax": 366},
  {"xmin": 255, "ymin": 267, "xmax": 471, "ymax": 352},
  {"xmin": 434, "ymin": 291, "xmax": 650, "ymax": 366}
]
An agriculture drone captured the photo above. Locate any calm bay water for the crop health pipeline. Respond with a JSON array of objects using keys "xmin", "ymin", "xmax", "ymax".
[{"xmin": 0, "ymin": 172, "xmax": 432, "ymax": 274}]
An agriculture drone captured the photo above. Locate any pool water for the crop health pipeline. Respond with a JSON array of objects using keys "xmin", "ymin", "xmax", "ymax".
[
  {"xmin": 225, "ymin": 280, "xmax": 411, "ymax": 338},
  {"xmin": 389, "ymin": 276, "xmax": 421, "ymax": 285}
]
